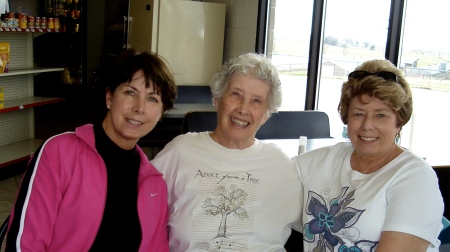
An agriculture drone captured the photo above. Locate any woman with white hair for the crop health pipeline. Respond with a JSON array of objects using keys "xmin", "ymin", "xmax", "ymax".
[{"xmin": 152, "ymin": 53, "xmax": 302, "ymax": 251}]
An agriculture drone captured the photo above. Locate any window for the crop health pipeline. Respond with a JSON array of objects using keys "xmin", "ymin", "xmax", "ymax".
[
  {"xmin": 399, "ymin": 0, "xmax": 450, "ymax": 165},
  {"xmin": 266, "ymin": 0, "xmax": 314, "ymax": 111},
  {"xmin": 317, "ymin": 0, "xmax": 391, "ymax": 138},
  {"xmin": 264, "ymin": 0, "xmax": 450, "ymax": 166}
]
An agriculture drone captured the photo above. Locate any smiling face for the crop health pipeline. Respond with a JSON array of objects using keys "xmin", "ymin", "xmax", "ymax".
[
  {"xmin": 347, "ymin": 94, "xmax": 401, "ymax": 160},
  {"xmin": 103, "ymin": 69, "xmax": 163, "ymax": 150},
  {"xmin": 212, "ymin": 74, "xmax": 270, "ymax": 149}
]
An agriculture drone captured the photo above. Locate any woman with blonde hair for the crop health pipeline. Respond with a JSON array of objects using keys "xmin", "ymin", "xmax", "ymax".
[{"xmin": 294, "ymin": 59, "xmax": 443, "ymax": 251}]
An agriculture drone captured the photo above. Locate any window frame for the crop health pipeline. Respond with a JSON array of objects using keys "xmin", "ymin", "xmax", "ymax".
[{"xmin": 256, "ymin": 0, "xmax": 407, "ymax": 110}]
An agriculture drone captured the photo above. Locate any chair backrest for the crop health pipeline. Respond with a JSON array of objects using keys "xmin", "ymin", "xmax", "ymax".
[
  {"xmin": 284, "ymin": 229, "xmax": 303, "ymax": 251},
  {"xmin": 256, "ymin": 111, "xmax": 331, "ymax": 139},
  {"xmin": 175, "ymin": 86, "xmax": 212, "ymax": 103},
  {"xmin": 440, "ymin": 216, "xmax": 450, "ymax": 244},
  {"xmin": 181, "ymin": 111, "xmax": 217, "ymax": 134},
  {"xmin": 181, "ymin": 111, "xmax": 331, "ymax": 139},
  {"xmin": 433, "ymin": 167, "xmax": 450, "ymax": 219},
  {"xmin": 0, "ymin": 215, "xmax": 10, "ymax": 250},
  {"xmin": 443, "ymin": 216, "xmax": 450, "ymax": 230}
]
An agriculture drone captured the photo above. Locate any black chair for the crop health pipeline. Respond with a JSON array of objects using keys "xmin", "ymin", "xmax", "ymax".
[
  {"xmin": 175, "ymin": 86, "xmax": 213, "ymax": 104},
  {"xmin": 284, "ymin": 229, "xmax": 303, "ymax": 252},
  {"xmin": 440, "ymin": 217, "xmax": 450, "ymax": 245},
  {"xmin": 181, "ymin": 111, "xmax": 331, "ymax": 140},
  {"xmin": 256, "ymin": 111, "xmax": 331, "ymax": 139},
  {"xmin": 138, "ymin": 117, "xmax": 184, "ymax": 148},
  {"xmin": 181, "ymin": 111, "xmax": 217, "ymax": 134},
  {"xmin": 433, "ymin": 167, "xmax": 450, "ymax": 219},
  {"xmin": 0, "ymin": 214, "xmax": 10, "ymax": 250}
]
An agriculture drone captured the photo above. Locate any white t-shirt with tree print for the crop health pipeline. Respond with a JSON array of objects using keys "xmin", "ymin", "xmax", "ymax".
[{"xmin": 152, "ymin": 132, "xmax": 302, "ymax": 252}]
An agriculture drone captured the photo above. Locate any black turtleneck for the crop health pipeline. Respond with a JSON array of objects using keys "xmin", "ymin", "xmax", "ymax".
[{"xmin": 89, "ymin": 124, "xmax": 142, "ymax": 251}]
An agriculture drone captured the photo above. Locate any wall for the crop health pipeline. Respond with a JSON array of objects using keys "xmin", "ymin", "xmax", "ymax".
[
  {"xmin": 163, "ymin": 0, "xmax": 260, "ymax": 103},
  {"xmin": 200, "ymin": 0, "xmax": 259, "ymax": 62}
]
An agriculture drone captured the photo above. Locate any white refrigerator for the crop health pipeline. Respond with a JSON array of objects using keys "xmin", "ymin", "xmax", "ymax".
[{"xmin": 127, "ymin": 0, "xmax": 226, "ymax": 86}]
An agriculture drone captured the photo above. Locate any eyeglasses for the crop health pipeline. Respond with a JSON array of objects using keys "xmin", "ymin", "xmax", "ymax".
[{"xmin": 348, "ymin": 70, "xmax": 398, "ymax": 83}]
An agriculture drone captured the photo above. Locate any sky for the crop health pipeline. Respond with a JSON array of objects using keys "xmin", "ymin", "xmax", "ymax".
[
  {"xmin": 402, "ymin": 0, "xmax": 450, "ymax": 52},
  {"xmin": 273, "ymin": 0, "xmax": 450, "ymax": 53}
]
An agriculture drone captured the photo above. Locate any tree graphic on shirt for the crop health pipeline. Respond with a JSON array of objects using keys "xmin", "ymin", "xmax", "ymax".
[{"xmin": 203, "ymin": 184, "xmax": 249, "ymax": 238}]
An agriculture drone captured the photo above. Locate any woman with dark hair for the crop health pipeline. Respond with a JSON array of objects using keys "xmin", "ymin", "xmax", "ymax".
[{"xmin": 5, "ymin": 49, "xmax": 177, "ymax": 252}]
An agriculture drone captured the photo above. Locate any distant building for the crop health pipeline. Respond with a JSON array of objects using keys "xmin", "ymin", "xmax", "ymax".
[
  {"xmin": 403, "ymin": 59, "xmax": 419, "ymax": 68},
  {"xmin": 322, "ymin": 61, "xmax": 346, "ymax": 77}
]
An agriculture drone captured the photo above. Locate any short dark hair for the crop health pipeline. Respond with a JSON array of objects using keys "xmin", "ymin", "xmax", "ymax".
[{"xmin": 106, "ymin": 49, "xmax": 177, "ymax": 112}]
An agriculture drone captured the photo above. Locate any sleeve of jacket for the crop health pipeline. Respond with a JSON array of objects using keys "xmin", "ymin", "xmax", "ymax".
[{"xmin": 6, "ymin": 137, "xmax": 68, "ymax": 252}]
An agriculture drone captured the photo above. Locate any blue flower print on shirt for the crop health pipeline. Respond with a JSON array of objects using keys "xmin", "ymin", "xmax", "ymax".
[
  {"xmin": 303, "ymin": 187, "xmax": 377, "ymax": 252},
  {"xmin": 338, "ymin": 240, "xmax": 378, "ymax": 252}
]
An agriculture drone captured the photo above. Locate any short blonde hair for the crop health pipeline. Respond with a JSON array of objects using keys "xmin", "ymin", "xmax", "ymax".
[{"xmin": 338, "ymin": 59, "xmax": 413, "ymax": 128}]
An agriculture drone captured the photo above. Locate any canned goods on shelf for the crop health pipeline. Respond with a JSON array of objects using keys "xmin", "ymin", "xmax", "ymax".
[
  {"xmin": 19, "ymin": 13, "xmax": 27, "ymax": 28},
  {"xmin": 28, "ymin": 16, "xmax": 35, "ymax": 28},
  {"xmin": 54, "ymin": 18, "xmax": 60, "ymax": 29},
  {"xmin": 47, "ymin": 17, "xmax": 54, "ymax": 29},
  {"xmin": 41, "ymin": 17, "xmax": 47, "ymax": 28},
  {"xmin": 35, "ymin": 17, "xmax": 41, "ymax": 28}
]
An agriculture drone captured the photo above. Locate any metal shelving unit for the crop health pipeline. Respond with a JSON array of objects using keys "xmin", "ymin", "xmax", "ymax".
[{"xmin": 0, "ymin": 30, "xmax": 64, "ymax": 168}]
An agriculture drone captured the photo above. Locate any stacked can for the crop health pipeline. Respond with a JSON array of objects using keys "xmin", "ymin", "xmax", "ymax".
[
  {"xmin": 27, "ymin": 16, "xmax": 35, "ymax": 28},
  {"xmin": 41, "ymin": 17, "xmax": 47, "ymax": 28},
  {"xmin": 55, "ymin": 18, "xmax": 60, "ymax": 29},
  {"xmin": 47, "ymin": 17, "xmax": 54, "ymax": 29},
  {"xmin": 35, "ymin": 17, "xmax": 41, "ymax": 28},
  {"xmin": 18, "ymin": 13, "xmax": 27, "ymax": 28}
]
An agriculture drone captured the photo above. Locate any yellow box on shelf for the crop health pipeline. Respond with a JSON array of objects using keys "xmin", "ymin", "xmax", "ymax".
[{"xmin": 0, "ymin": 42, "xmax": 10, "ymax": 73}]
